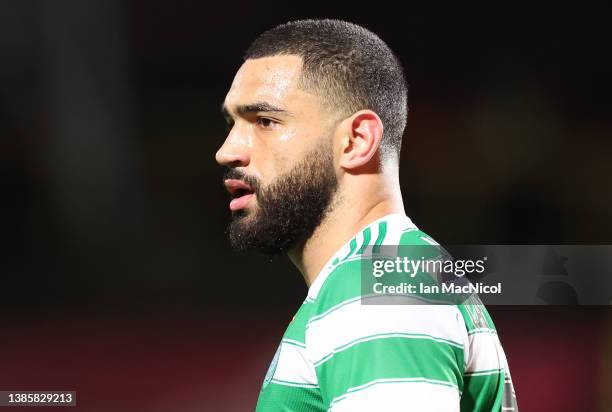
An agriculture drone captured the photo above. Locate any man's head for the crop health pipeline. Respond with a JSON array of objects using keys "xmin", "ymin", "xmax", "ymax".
[{"xmin": 216, "ymin": 19, "xmax": 408, "ymax": 254}]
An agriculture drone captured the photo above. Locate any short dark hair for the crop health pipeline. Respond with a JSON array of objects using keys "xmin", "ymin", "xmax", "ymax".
[{"xmin": 245, "ymin": 19, "xmax": 408, "ymax": 161}]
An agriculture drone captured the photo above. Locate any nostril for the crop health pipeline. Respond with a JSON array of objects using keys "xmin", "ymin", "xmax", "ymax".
[
  {"xmin": 217, "ymin": 151, "xmax": 249, "ymax": 168},
  {"xmin": 230, "ymin": 159, "xmax": 246, "ymax": 168}
]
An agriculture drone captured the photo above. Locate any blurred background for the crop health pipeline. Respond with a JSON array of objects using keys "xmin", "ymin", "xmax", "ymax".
[{"xmin": 1, "ymin": 2, "xmax": 611, "ymax": 411}]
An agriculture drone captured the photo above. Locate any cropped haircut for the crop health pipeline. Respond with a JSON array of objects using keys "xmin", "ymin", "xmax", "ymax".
[{"xmin": 244, "ymin": 19, "xmax": 408, "ymax": 161}]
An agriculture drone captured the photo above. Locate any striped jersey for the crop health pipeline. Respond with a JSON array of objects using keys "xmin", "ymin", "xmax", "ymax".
[{"xmin": 255, "ymin": 214, "xmax": 518, "ymax": 411}]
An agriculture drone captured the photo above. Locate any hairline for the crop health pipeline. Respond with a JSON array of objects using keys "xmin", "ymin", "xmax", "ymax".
[{"xmin": 244, "ymin": 53, "xmax": 356, "ymax": 123}]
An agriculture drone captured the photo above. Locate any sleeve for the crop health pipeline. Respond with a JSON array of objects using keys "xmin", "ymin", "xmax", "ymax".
[
  {"xmin": 459, "ymin": 305, "xmax": 519, "ymax": 412},
  {"xmin": 305, "ymin": 301, "xmax": 467, "ymax": 411}
]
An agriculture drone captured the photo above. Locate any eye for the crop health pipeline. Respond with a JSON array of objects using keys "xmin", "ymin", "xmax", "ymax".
[
  {"xmin": 256, "ymin": 117, "xmax": 278, "ymax": 129},
  {"xmin": 224, "ymin": 117, "xmax": 234, "ymax": 132}
]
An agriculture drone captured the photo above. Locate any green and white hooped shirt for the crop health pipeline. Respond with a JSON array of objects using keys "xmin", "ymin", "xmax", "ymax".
[{"xmin": 255, "ymin": 214, "xmax": 518, "ymax": 412}]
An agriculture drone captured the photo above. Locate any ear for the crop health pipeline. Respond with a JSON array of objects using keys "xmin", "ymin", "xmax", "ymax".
[{"xmin": 338, "ymin": 110, "xmax": 384, "ymax": 170}]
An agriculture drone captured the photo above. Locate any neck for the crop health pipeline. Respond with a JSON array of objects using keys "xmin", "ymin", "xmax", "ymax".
[{"xmin": 288, "ymin": 172, "xmax": 405, "ymax": 287}]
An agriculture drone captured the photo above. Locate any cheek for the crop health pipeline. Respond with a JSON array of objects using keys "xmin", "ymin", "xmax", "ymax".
[
  {"xmin": 277, "ymin": 126, "xmax": 298, "ymax": 143},
  {"xmin": 256, "ymin": 121, "xmax": 326, "ymax": 184},
  {"xmin": 252, "ymin": 139, "xmax": 291, "ymax": 188},
  {"xmin": 267, "ymin": 151, "xmax": 291, "ymax": 184},
  {"xmin": 258, "ymin": 129, "xmax": 301, "ymax": 180}
]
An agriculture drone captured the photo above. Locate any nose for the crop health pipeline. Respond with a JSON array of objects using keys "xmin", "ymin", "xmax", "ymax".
[{"xmin": 215, "ymin": 125, "xmax": 251, "ymax": 168}]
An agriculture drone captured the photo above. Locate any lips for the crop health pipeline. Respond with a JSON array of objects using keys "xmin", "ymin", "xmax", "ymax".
[{"xmin": 224, "ymin": 179, "xmax": 255, "ymax": 211}]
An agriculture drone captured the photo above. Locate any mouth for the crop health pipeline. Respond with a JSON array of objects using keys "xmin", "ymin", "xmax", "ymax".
[{"xmin": 224, "ymin": 179, "xmax": 256, "ymax": 212}]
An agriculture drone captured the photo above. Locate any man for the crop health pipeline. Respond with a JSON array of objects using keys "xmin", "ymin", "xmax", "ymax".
[{"xmin": 216, "ymin": 19, "xmax": 518, "ymax": 411}]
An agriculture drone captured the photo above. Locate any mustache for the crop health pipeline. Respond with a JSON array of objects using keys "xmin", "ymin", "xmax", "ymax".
[{"xmin": 223, "ymin": 168, "xmax": 261, "ymax": 193}]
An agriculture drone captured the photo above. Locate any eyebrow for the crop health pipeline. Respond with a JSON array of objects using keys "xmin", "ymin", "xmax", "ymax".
[{"xmin": 221, "ymin": 102, "xmax": 290, "ymax": 118}]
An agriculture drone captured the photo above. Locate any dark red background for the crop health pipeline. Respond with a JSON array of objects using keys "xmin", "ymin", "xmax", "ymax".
[{"xmin": 2, "ymin": 307, "xmax": 611, "ymax": 411}]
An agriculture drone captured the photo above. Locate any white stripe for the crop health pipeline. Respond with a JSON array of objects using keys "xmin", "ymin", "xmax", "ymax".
[
  {"xmin": 282, "ymin": 338, "xmax": 306, "ymax": 348},
  {"xmin": 306, "ymin": 300, "xmax": 466, "ymax": 365},
  {"xmin": 467, "ymin": 327, "xmax": 497, "ymax": 335},
  {"xmin": 465, "ymin": 332, "xmax": 507, "ymax": 374},
  {"xmin": 272, "ymin": 341, "xmax": 318, "ymax": 386},
  {"xmin": 465, "ymin": 369, "xmax": 503, "ymax": 377},
  {"xmin": 270, "ymin": 379, "xmax": 317, "ymax": 388},
  {"xmin": 307, "ymin": 296, "xmax": 362, "ymax": 324},
  {"xmin": 329, "ymin": 379, "xmax": 460, "ymax": 412}
]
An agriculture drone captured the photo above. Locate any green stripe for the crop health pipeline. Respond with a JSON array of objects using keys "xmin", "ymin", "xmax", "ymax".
[
  {"xmin": 460, "ymin": 369, "xmax": 505, "ymax": 412},
  {"xmin": 309, "ymin": 255, "xmax": 452, "ymax": 320},
  {"xmin": 398, "ymin": 229, "xmax": 432, "ymax": 245},
  {"xmin": 255, "ymin": 382, "xmax": 324, "ymax": 412},
  {"xmin": 309, "ymin": 260, "xmax": 363, "ymax": 316},
  {"xmin": 356, "ymin": 227, "xmax": 371, "ymax": 255},
  {"xmin": 361, "ymin": 257, "xmax": 457, "ymax": 304},
  {"xmin": 372, "ymin": 221, "xmax": 387, "ymax": 253},
  {"xmin": 283, "ymin": 301, "xmax": 316, "ymax": 342},
  {"xmin": 342, "ymin": 238, "xmax": 358, "ymax": 260},
  {"xmin": 316, "ymin": 336, "xmax": 464, "ymax": 407}
]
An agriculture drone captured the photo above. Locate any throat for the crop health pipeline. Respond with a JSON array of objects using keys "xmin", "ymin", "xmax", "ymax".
[{"xmin": 287, "ymin": 205, "xmax": 341, "ymax": 288}]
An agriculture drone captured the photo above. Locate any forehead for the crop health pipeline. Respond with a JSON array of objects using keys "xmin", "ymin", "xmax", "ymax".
[{"xmin": 224, "ymin": 55, "xmax": 307, "ymax": 110}]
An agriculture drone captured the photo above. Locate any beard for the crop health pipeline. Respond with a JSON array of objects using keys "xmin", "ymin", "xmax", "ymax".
[{"xmin": 224, "ymin": 142, "xmax": 338, "ymax": 254}]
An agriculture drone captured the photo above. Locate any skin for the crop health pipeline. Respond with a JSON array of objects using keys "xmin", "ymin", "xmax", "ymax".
[{"xmin": 216, "ymin": 55, "xmax": 405, "ymax": 286}]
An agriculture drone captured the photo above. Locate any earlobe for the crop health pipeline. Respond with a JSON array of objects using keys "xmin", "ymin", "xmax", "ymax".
[{"xmin": 339, "ymin": 110, "xmax": 384, "ymax": 171}]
